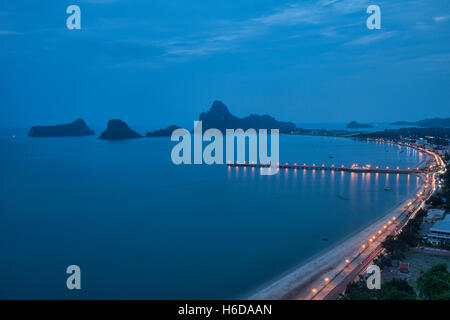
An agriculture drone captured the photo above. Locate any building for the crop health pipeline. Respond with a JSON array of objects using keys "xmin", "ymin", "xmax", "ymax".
[
  {"xmin": 415, "ymin": 139, "xmax": 427, "ymax": 146},
  {"xmin": 427, "ymin": 215, "xmax": 450, "ymax": 244},
  {"xmin": 424, "ymin": 209, "xmax": 446, "ymax": 223},
  {"xmin": 398, "ymin": 263, "xmax": 410, "ymax": 274}
]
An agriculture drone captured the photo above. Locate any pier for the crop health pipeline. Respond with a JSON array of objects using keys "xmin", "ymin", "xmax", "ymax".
[{"xmin": 228, "ymin": 162, "xmax": 426, "ymax": 174}]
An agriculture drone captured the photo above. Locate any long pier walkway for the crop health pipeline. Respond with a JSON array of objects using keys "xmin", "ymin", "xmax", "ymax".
[{"xmin": 228, "ymin": 162, "xmax": 426, "ymax": 174}]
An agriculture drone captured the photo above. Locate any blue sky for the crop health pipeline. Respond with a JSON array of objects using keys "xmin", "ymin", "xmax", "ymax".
[{"xmin": 0, "ymin": 0, "xmax": 449, "ymax": 127}]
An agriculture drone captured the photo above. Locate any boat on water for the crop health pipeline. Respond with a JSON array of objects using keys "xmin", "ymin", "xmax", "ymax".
[{"xmin": 384, "ymin": 186, "xmax": 392, "ymax": 191}]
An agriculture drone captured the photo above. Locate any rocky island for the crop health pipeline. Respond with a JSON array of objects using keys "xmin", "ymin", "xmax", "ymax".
[
  {"xmin": 146, "ymin": 125, "xmax": 180, "ymax": 137},
  {"xmin": 28, "ymin": 119, "xmax": 95, "ymax": 137},
  {"xmin": 98, "ymin": 119, "xmax": 142, "ymax": 140},
  {"xmin": 199, "ymin": 100, "xmax": 296, "ymax": 133},
  {"xmin": 346, "ymin": 121, "xmax": 373, "ymax": 129}
]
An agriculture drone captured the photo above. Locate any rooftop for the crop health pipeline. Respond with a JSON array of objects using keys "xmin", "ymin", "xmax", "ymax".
[
  {"xmin": 399, "ymin": 263, "xmax": 410, "ymax": 273},
  {"xmin": 426, "ymin": 209, "xmax": 446, "ymax": 218},
  {"xmin": 430, "ymin": 215, "xmax": 450, "ymax": 233}
]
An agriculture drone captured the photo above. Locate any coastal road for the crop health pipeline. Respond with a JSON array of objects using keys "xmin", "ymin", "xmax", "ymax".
[
  {"xmin": 312, "ymin": 171, "xmax": 436, "ymax": 300},
  {"xmin": 322, "ymin": 247, "xmax": 383, "ymax": 300}
]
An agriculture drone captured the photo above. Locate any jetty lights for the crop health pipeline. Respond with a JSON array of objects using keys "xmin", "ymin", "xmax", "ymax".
[
  {"xmin": 362, "ymin": 245, "xmax": 366, "ymax": 249},
  {"xmin": 312, "ymin": 288, "xmax": 317, "ymax": 293},
  {"xmin": 383, "ymin": 225, "xmax": 387, "ymax": 229},
  {"xmin": 324, "ymin": 277, "xmax": 330, "ymax": 282},
  {"xmin": 345, "ymin": 259, "xmax": 350, "ymax": 264},
  {"xmin": 378, "ymin": 230, "xmax": 382, "ymax": 234},
  {"xmin": 392, "ymin": 217, "xmax": 396, "ymax": 220}
]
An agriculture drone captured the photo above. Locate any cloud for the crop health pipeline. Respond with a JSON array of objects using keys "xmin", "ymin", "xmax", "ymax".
[
  {"xmin": 345, "ymin": 31, "xmax": 396, "ymax": 46},
  {"xmin": 251, "ymin": 3, "xmax": 322, "ymax": 26},
  {"xmin": 160, "ymin": 0, "xmax": 369, "ymax": 59},
  {"xmin": 434, "ymin": 16, "xmax": 450, "ymax": 22},
  {"xmin": 0, "ymin": 30, "xmax": 22, "ymax": 36}
]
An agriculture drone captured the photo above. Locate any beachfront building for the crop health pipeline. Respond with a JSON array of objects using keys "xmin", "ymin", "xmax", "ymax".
[
  {"xmin": 427, "ymin": 215, "xmax": 450, "ymax": 244},
  {"xmin": 424, "ymin": 209, "xmax": 446, "ymax": 224}
]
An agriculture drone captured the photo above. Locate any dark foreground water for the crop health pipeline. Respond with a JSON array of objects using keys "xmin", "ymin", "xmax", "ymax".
[{"xmin": 0, "ymin": 130, "xmax": 423, "ymax": 299}]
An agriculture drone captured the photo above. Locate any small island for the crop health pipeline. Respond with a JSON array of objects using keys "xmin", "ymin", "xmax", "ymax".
[
  {"xmin": 28, "ymin": 119, "xmax": 95, "ymax": 137},
  {"xmin": 98, "ymin": 119, "xmax": 142, "ymax": 140},
  {"xmin": 146, "ymin": 125, "xmax": 180, "ymax": 138},
  {"xmin": 346, "ymin": 121, "xmax": 373, "ymax": 129}
]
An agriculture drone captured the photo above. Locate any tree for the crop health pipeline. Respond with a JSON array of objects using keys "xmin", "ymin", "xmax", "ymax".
[
  {"xmin": 343, "ymin": 278, "xmax": 417, "ymax": 300},
  {"xmin": 382, "ymin": 235, "xmax": 407, "ymax": 256},
  {"xmin": 417, "ymin": 263, "xmax": 450, "ymax": 300},
  {"xmin": 376, "ymin": 278, "xmax": 416, "ymax": 300},
  {"xmin": 342, "ymin": 281, "xmax": 375, "ymax": 300}
]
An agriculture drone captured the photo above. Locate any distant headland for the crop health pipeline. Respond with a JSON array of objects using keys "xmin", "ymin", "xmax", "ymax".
[
  {"xmin": 346, "ymin": 121, "xmax": 373, "ymax": 129},
  {"xmin": 390, "ymin": 117, "xmax": 450, "ymax": 128},
  {"xmin": 28, "ymin": 119, "xmax": 95, "ymax": 137},
  {"xmin": 98, "ymin": 119, "xmax": 142, "ymax": 140}
]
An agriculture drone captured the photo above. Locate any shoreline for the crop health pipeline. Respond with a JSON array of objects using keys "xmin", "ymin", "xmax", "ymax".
[{"xmin": 247, "ymin": 143, "xmax": 432, "ymax": 300}]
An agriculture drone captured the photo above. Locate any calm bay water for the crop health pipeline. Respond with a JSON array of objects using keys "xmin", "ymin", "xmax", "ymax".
[{"xmin": 0, "ymin": 130, "xmax": 423, "ymax": 299}]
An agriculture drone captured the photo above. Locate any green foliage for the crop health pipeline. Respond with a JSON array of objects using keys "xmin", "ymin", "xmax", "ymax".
[
  {"xmin": 342, "ymin": 281, "xmax": 374, "ymax": 300},
  {"xmin": 343, "ymin": 278, "xmax": 416, "ymax": 300},
  {"xmin": 381, "ymin": 209, "xmax": 427, "ymax": 255},
  {"xmin": 417, "ymin": 263, "xmax": 450, "ymax": 300},
  {"xmin": 378, "ymin": 278, "xmax": 416, "ymax": 300},
  {"xmin": 379, "ymin": 255, "xmax": 392, "ymax": 268},
  {"xmin": 382, "ymin": 235, "xmax": 407, "ymax": 255},
  {"xmin": 344, "ymin": 262, "xmax": 450, "ymax": 301},
  {"xmin": 426, "ymin": 196, "xmax": 443, "ymax": 206}
]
